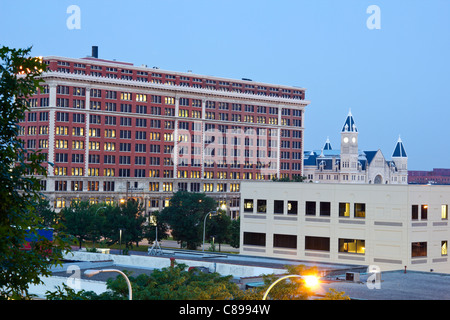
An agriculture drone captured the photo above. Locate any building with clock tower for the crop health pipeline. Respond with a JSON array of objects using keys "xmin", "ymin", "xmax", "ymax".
[{"xmin": 303, "ymin": 110, "xmax": 408, "ymax": 184}]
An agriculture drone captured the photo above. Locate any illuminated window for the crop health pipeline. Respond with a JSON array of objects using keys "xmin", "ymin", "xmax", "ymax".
[
  {"xmin": 339, "ymin": 202, "xmax": 350, "ymax": 217},
  {"xmin": 216, "ymin": 183, "xmax": 227, "ymax": 192},
  {"xmin": 89, "ymin": 141, "xmax": 100, "ymax": 150},
  {"xmin": 163, "ymin": 182, "xmax": 173, "ymax": 192},
  {"xmin": 442, "ymin": 241, "xmax": 448, "ymax": 256},
  {"xmin": 339, "ymin": 239, "xmax": 365, "ymax": 254},
  {"xmin": 104, "ymin": 168, "xmax": 115, "ymax": 177},
  {"xmin": 257, "ymin": 200, "xmax": 266, "ymax": 213},
  {"xmin": 104, "ymin": 142, "xmax": 115, "ymax": 151},
  {"xmin": 165, "ymin": 97, "xmax": 175, "ymax": 105},
  {"xmin": 442, "ymin": 205, "xmax": 448, "ymax": 220},
  {"xmin": 203, "ymin": 183, "xmax": 214, "ymax": 192},
  {"xmin": 71, "ymin": 167, "xmax": 83, "ymax": 176},
  {"xmin": 104, "ymin": 129, "xmax": 116, "ymax": 138},
  {"xmin": 354, "ymin": 203, "xmax": 366, "ymax": 218},
  {"xmin": 120, "ymin": 92, "xmax": 132, "ymax": 100},
  {"xmin": 72, "ymin": 140, "xmax": 84, "ymax": 150},
  {"xmin": 164, "ymin": 133, "xmax": 173, "ymax": 142},
  {"xmin": 243, "ymin": 199, "xmax": 254, "ymax": 213},
  {"xmin": 136, "ymin": 93, "xmax": 147, "ymax": 102},
  {"xmin": 55, "ymin": 198, "xmax": 66, "ymax": 208},
  {"xmin": 88, "ymin": 168, "xmax": 99, "ymax": 176},
  {"xmin": 54, "ymin": 167, "xmax": 67, "ymax": 176},
  {"xmin": 178, "ymin": 109, "xmax": 189, "ymax": 117},
  {"xmin": 177, "ymin": 170, "xmax": 188, "ymax": 178}
]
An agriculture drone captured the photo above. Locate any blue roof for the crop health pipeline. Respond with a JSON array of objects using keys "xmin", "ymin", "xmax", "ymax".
[
  {"xmin": 323, "ymin": 138, "xmax": 332, "ymax": 150},
  {"xmin": 392, "ymin": 138, "xmax": 407, "ymax": 157},
  {"xmin": 342, "ymin": 110, "xmax": 357, "ymax": 132}
]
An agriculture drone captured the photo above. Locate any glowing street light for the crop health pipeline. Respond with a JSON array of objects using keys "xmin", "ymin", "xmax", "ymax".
[
  {"xmin": 262, "ymin": 274, "xmax": 320, "ymax": 300},
  {"xmin": 84, "ymin": 269, "xmax": 132, "ymax": 300}
]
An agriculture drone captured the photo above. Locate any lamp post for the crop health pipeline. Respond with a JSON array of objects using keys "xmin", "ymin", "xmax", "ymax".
[
  {"xmin": 262, "ymin": 274, "xmax": 320, "ymax": 300},
  {"xmin": 119, "ymin": 228, "xmax": 125, "ymax": 255},
  {"xmin": 84, "ymin": 269, "xmax": 132, "ymax": 300},
  {"xmin": 202, "ymin": 210, "xmax": 218, "ymax": 252}
]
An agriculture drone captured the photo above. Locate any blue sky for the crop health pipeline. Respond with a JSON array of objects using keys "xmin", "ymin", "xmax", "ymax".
[{"xmin": 1, "ymin": 0, "xmax": 449, "ymax": 170}]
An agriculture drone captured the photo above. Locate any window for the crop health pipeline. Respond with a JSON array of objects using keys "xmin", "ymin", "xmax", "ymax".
[
  {"xmin": 339, "ymin": 202, "xmax": 350, "ymax": 217},
  {"xmin": 257, "ymin": 200, "xmax": 267, "ymax": 213},
  {"xmin": 305, "ymin": 201, "xmax": 316, "ymax": 216},
  {"xmin": 411, "ymin": 242, "xmax": 427, "ymax": 257},
  {"xmin": 274, "ymin": 200, "xmax": 284, "ymax": 214},
  {"xmin": 442, "ymin": 205, "xmax": 448, "ymax": 220},
  {"xmin": 354, "ymin": 203, "xmax": 365, "ymax": 218},
  {"xmin": 320, "ymin": 202, "xmax": 331, "ymax": 216},
  {"xmin": 273, "ymin": 234, "xmax": 297, "ymax": 249},
  {"xmin": 305, "ymin": 236, "xmax": 330, "ymax": 252},
  {"xmin": 421, "ymin": 205, "xmax": 428, "ymax": 220},
  {"xmin": 243, "ymin": 199, "xmax": 254, "ymax": 213},
  {"xmin": 339, "ymin": 239, "xmax": 365, "ymax": 254},
  {"xmin": 243, "ymin": 232, "xmax": 266, "ymax": 247},
  {"xmin": 442, "ymin": 241, "xmax": 448, "ymax": 256},
  {"xmin": 412, "ymin": 205, "xmax": 419, "ymax": 220},
  {"xmin": 287, "ymin": 201, "xmax": 298, "ymax": 215}
]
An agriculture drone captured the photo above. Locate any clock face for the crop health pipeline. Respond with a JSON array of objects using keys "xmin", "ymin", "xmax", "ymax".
[
  {"xmin": 352, "ymin": 137, "xmax": 356, "ymax": 143},
  {"xmin": 343, "ymin": 137, "xmax": 349, "ymax": 143}
]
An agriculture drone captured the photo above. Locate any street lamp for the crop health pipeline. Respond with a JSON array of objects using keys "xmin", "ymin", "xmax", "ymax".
[
  {"xmin": 202, "ymin": 210, "xmax": 218, "ymax": 252},
  {"xmin": 84, "ymin": 269, "xmax": 133, "ymax": 300},
  {"xmin": 262, "ymin": 274, "xmax": 320, "ymax": 300}
]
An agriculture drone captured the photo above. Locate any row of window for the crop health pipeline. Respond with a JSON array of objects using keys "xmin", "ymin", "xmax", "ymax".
[
  {"xmin": 38, "ymin": 84, "xmax": 305, "ymax": 111},
  {"xmin": 48, "ymin": 63, "xmax": 305, "ymax": 100},
  {"xmin": 243, "ymin": 199, "xmax": 366, "ymax": 218},
  {"xmin": 412, "ymin": 204, "xmax": 448, "ymax": 220},
  {"xmin": 52, "ymin": 179, "xmax": 241, "ymax": 193},
  {"xmin": 243, "ymin": 232, "xmax": 448, "ymax": 257}
]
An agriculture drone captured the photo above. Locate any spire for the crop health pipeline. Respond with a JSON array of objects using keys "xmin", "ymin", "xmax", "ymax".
[
  {"xmin": 342, "ymin": 109, "xmax": 357, "ymax": 133},
  {"xmin": 392, "ymin": 135, "xmax": 407, "ymax": 158},
  {"xmin": 323, "ymin": 137, "xmax": 332, "ymax": 150}
]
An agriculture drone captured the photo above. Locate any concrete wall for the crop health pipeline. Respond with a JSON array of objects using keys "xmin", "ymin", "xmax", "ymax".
[{"xmin": 64, "ymin": 251, "xmax": 286, "ymax": 278}]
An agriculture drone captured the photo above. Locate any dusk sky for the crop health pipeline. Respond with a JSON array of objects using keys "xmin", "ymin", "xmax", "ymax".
[{"xmin": 1, "ymin": 0, "xmax": 449, "ymax": 170}]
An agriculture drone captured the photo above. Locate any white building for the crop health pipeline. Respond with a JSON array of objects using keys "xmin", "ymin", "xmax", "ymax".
[
  {"xmin": 239, "ymin": 181, "xmax": 450, "ymax": 273},
  {"xmin": 303, "ymin": 110, "xmax": 408, "ymax": 185}
]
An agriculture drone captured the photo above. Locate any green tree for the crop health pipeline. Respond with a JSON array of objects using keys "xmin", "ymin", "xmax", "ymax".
[
  {"xmin": 159, "ymin": 191, "xmax": 216, "ymax": 250},
  {"xmin": 35, "ymin": 197, "xmax": 60, "ymax": 228},
  {"xmin": 102, "ymin": 200, "xmax": 146, "ymax": 252},
  {"xmin": 206, "ymin": 209, "xmax": 231, "ymax": 251},
  {"xmin": 77, "ymin": 261, "xmax": 243, "ymax": 300},
  {"xmin": 0, "ymin": 46, "xmax": 70, "ymax": 299},
  {"xmin": 60, "ymin": 200, "xmax": 94, "ymax": 249},
  {"xmin": 228, "ymin": 217, "xmax": 240, "ymax": 249}
]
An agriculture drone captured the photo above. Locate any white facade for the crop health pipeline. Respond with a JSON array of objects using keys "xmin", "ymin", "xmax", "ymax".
[
  {"xmin": 303, "ymin": 110, "xmax": 408, "ymax": 185},
  {"xmin": 240, "ymin": 181, "xmax": 450, "ymax": 273}
]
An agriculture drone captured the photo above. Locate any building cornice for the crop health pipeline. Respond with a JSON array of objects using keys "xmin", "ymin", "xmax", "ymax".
[{"xmin": 41, "ymin": 71, "xmax": 310, "ymax": 108}]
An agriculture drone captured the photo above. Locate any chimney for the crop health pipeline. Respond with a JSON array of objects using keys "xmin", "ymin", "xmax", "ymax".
[{"xmin": 92, "ymin": 46, "xmax": 98, "ymax": 58}]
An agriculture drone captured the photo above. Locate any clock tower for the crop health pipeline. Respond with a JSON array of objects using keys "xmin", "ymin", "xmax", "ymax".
[{"xmin": 340, "ymin": 110, "xmax": 359, "ymax": 176}]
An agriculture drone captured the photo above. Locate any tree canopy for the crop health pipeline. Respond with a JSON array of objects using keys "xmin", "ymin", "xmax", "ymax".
[
  {"xmin": 0, "ymin": 46, "xmax": 70, "ymax": 299},
  {"xmin": 159, "ymin": 191, "xmax": 216, "ymax": 250}
]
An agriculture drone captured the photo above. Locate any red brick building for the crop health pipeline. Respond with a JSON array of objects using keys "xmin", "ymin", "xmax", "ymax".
[
  {"xmin": 20, "ymin": 48, "xmax": 310, "ymax": 218},
  {"xmin": 409, "ymin": 168, "xmax": 450, "ymax": 185}
]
